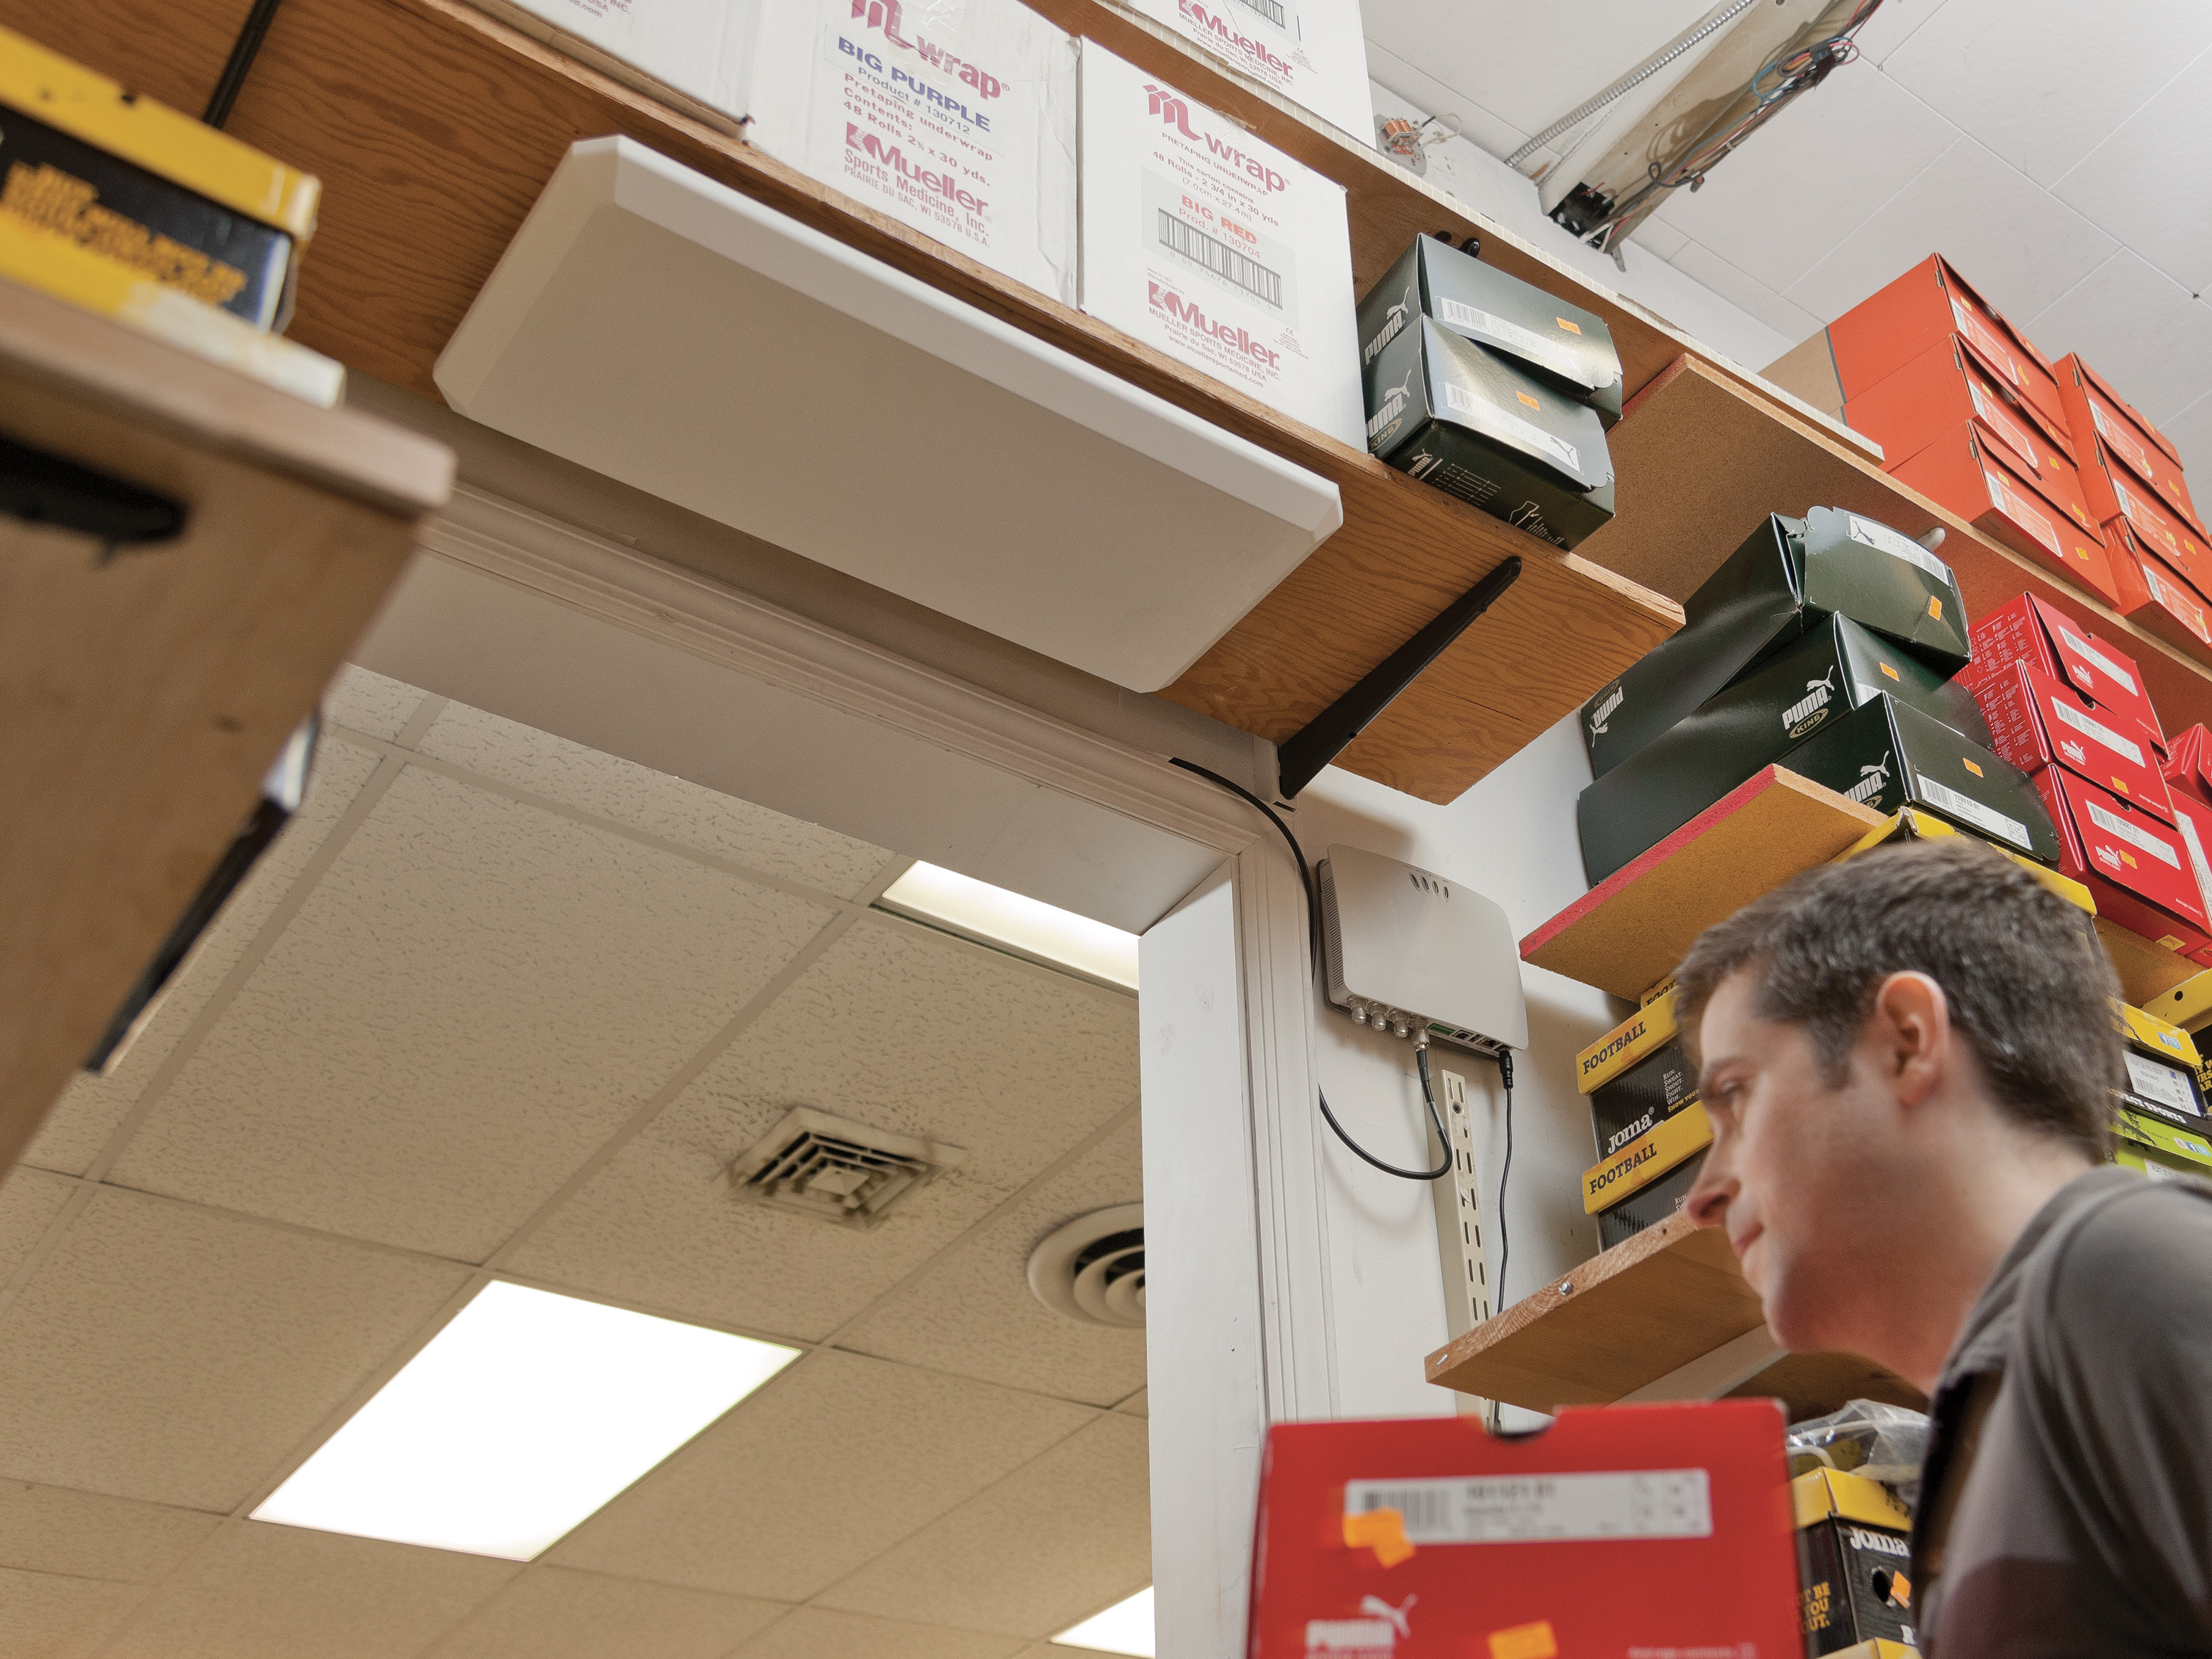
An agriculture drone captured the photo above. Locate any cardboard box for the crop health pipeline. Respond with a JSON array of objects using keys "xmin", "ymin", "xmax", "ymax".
[
  {"xmin": 2034, "ymin": 767, "xmax": 2211, "ymax": 952},
  {"xmin": 1576, "ymin": 989, "xmax": 1678, "ymax": 1091},
  {"xmin": 1590, "ymin": 1038, "xmax": 1697, "ymax": 1159},
  {"xmin": 2167, "ymin": 728, "xmax": 2212, "ymax": 811},
  {"xmin": 1581, "ymin": 509, "xmax": 1971, "ymax": 779},
  {"xmin": 1596, "ymin": 1149, "xmax": 1708, "ymax": 1249},
  {"xmin": 1118, "ymin": 0, "xmax": 1373, "ymax": 139},
  {"xmin": 2113, "ymin": 1105, "xmax": 2212, "ymax": 1179},
  {"xmin": 1579, "ymin": 616, "xmax": 1986, "ymax": 884},
  {"xmin": 1367, "ymin": 318, "xmax": 1614, "ymax": 548},
  {"xmin": 2103, "ymin": 474, "xmax": 2212, "ymax": 597},
  {"xmin": 2055, "ymin": 354, "xmax": 2199, "ymax": 528},
  {"xmin": 1826, "ymin": 254, "xmax": 2066, "ymax": 436},
  {"xmin": 2142, "ymin": 967, "xmax": 2212, "ymax": 1035},
  {"xmin": 1794, "ymin": 1469, "xmax": 1918, "ymax": 1654},
  {"xmin": 1845, "ymin": 332, "xmax": 2077, "ymax": 479},
  {"xmin": 1359, "ymin": 236, "xmax": 1623, "ymax": 425},
  {"xmin": 1583, "ymin": 1100, "xmax": 1711, "ymax": 1215},
  {"xmin": 468, "ymin": 0, "xmax": 1080, "ymax": 301},
  {"xmin": 1957, "ymin": 592, "xmax": 2165, "ymax": 751},
  {"xmin": 1971, "ymin": 661, "xmax": 2174, "ymax": 823},
  {"xmin": 1247, "ymin": 1402, "xmax": 1801, "ymax": 1659},
  {"xmin": 1081, "ymin": 45, "xmax": 1362, "ymax": 444},
  {"xmin": 2169, "ymin": 790, "xmax": 2212, "ymax": 960},
  {"xmin": 1784, "ymin": 694, "xmax": 2061, "ymax": 863},
  {"xmin": 1888, "ymin": 421, "xmax": 2117, "ymax": 603},
  {"xmin": 2104, "ymin": 521, "xmax": 2212, "ymax": 656}
]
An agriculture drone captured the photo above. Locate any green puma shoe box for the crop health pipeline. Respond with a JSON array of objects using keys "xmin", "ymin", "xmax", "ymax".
[
  {"xmin": 1580, "ymin": 508, "xmax": 1973, "ymax": 780},
  {"xmin": 1782, "ymin": 694, "xmax": 2061, "ymax": 863},
  {"xmin": 1577, "ymin": 616, "xmax": 1985, "ymax": 885}
]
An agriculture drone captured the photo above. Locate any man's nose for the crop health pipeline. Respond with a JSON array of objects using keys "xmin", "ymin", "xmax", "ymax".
[{"xmin": 1684, "ymin": 1141, "xmax": 1736, "ymax": 1229}]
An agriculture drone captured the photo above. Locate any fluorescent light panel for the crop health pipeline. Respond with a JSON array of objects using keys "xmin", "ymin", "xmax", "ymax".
[
  {"xmin": 880, "ymin": 863, "xmax": 1139, "ymax": 989},
  {"xmin": 1054, "ymin": 1586, "xmax": 1155, "ymax": 1657},
  {"xmin": 252, "ymin": 1281, "xmax": 798, "ymax": 1559}
]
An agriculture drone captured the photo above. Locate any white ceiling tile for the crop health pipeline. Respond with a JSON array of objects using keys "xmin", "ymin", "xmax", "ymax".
[
  {"xmin": 839, "ymin": 1116, "xmax": 1146, "ymax": 1408},
  {"xmin": 0, "ymin": 1479, "xmax": 219, "ymax": 1582},
  {"xmin": 734, "ymin": 1607, "xmax": 1027, "ymax": 1659},
  {"xmin": 0, "ymin": 1565, "xmax": 146, "ymax": 1659},
  {"xmin": 816, "ymin": 1414, "xmax": 1150, "ymax": 1638},
  {"xmin": 2052, "ymin": 46, "xmax": 2212, "ymax": 294},
  {"xmin": 108, "ymin": 767, "xmax": 838, "ymax": 1260},
  {"xmin": 0, "ymin": 1167, "xmax": 74, "ymax": 1283},
  {"xmin": 1853, "ymin": 0, "xmax": 1955, "ymax": 67},
  {"xmin": 1881, "ymin": 0, "xmax": 2212, "ymax": 186},
  {"xmin": 2160, "ymin": 390, "xmax": 2212, "ymax": 481},
  {"xmin": 549, "ymin": 1347, "xmax": 1094, "ymax": 1601},
  {"xmin": 20, "ymin": 738, "xmax": 386, "ymax": 1177},
  {"xmin": 1365, "ymin": 49, "xmax": 1530, "ymax": 159},
  {"xmin": 504, "ymin": 916, "xmax": 1137, "ymax": 1337},
  {"xmin": 1609, "ymin": 243, "xmax": 1794, "ymax": 371},
  {"xmin": 103, "ymin": 1521, "xmax": 516, "ymax": 1659},
  {"xmin": 426, "ymin": 1564, "xmax": 785, "ymax": 1659},
  {"xmin": 1786, "ymin": 136, "xmax": 2117, "ymax": 324},
  {"xmin": 2025, "ymin": 251, "xmax": 2212, "ymax": 425},
  {"xmin": 417, "ymin": 704, "xmax": 896, "ymax": 900},
  {"xmin": 1652, "ymin": 65, "xmax": 1959, "ymax": 296},
  {"xmin": 0, "ymin": 1188, "xmax": 469, "ymax": 1510},
  {"xmin": 1631, "ymin": 218, "xmax": 1690, "ymax": 261},
  {"xmin": 1660, "ymin": 241, "xmax": 1826, "ymax": 345},
  {"xmin": 324, "ymin": 665, "xmax": 429, "ymax": 742}
]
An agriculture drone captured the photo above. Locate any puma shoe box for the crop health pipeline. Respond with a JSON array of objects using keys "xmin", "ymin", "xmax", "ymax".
[
  {"xmin": 1577, "ymin": 616, "xmax": 1990, "ymax": 885},
  {"xmin": 1794, "ymin": 1469, "xmax": 1919, "ymax": 1655},
  {"xmin": 1826, "ymin": 254, "xmax": 2068, "ymax": 437},
  {"xmin": 1364, "ymin": 317, "xmax": 1615, "ymax": 548},
  {"xmin": 1970, "ymin": 661, "xmax": 2175, "ymax": 823},
  {"xmin": 1080, "ymin": 44, "xmax": 1363, "ymax": 446},
  {"xmin": 2117, "ymin": 1003, "xmax": 2207, "ymax": 1132},
  {"xmin": 463, "ymin": 0, "xmax": 1080, "ymax": 301},
  {"xmin": 1359, "ymin": 235, "xmax": 1624, "ymax": 425},
  {"xmin": 1580, "ymin": 508, "xmax": 1971, "ymax": 781},
  {"xmin": 1956, "ymin": 593, "xmax": 2165, "ymax": 752},
  {"xmin": 1585, "ymin": 1107, "xmax": 1711, "ymax": 1250},
  {"xmin": 1116, "ymin": 0, "xmax": 1374, "ymax": 139},
  {"xmin": 1577, "ymin": 990, "xmax": 1697, "ymax": 1160},
  {"xmin": 1888, "ymin": 421, "xmax": 2119, "ymax": 603},
  {"xmin": 2033, "ymin": 767, "xmax": 2210, "ymax": 954},
  {"xmin": 2099, "ymin": 459, "xmax": 2212, "ymax": 597}
]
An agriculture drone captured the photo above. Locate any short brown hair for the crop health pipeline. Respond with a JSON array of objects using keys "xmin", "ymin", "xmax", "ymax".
[{"xmin": 1674, "ymin": 837, "xmax": 2121, "ymax": 1156}]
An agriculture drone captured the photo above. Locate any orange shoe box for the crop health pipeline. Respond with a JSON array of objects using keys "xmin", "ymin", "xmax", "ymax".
[
  {"xmin": 2103, "ymin": 479, "xmax": 2212, "ymax": 596},
  {"xmin": 2108, "ymin": 521, "xmax": 2212, "ymax": 659},
  {"xmin": 1848, "ymin": 331, "xmax": 2075, "ymax": 469},
  {"xmin": 2055, "ymin": 354, "xmax": 2199, "ymax": 528},
  {"xmin": 1889, "ymin": 420, "xmax": 2116, "ymax": 602},
  {"xmin": 1957, "ymin": 591, "xmax": 2166, "ymax": 750},
  {"xmin": 1827, "ymin": 254, "xmax": 2066, "ymax": 435}
]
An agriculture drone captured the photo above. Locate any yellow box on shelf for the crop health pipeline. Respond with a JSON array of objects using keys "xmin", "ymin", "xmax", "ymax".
[
  {"xmin": 1575, "ymin": 988, "xmax": 1680, "ymax": 1096},
  {"xmin": 1791, "ymin": 1467, "xmax": 1913, "ymax": 1532},
  {"xmin": 2144, "ymin": 970, "xmax": 2212, "ymax": 1037},
  {"xmin": 1838, "ymin": 806, "xmax": 2095, "ymax": 914},
  {"xmin": 1582, "ymin": 1101, "xmax": 1711, "ymax": 1216},
  {"xmin": 2120, "ymin": 1002, "xmax": 2200, "ymax": 1069}
]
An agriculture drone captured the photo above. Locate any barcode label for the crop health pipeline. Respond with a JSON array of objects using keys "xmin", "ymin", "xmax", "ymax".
[
  {"xmin": 1968, "ymin": 382, "xmax": 2042, "ymax": 473},
  {"xmin": 1438, "ymin": 298, "xmax": 1612, "ymax": 385},
  {"xmin": 1344, "ymin": 1469, "xmax": 1711, "ymax": 1544},
  {"xmin": 1158, "ymin": 211, "xmax": 1283, "ymax": 308},
  {"xmin": 2177, "ymin": 810, "xmax": 2212, "ymax": 903},
  {"xmin": 1442, "ymin": 382, "xmax": 1583, "ymax": 477},
  {"xmin": 1921, "ymin": 777, "xmax": 2031, "ymax": 850},
  {"xmin": 1953, "ymin": 299, "xmax": 2022, "ymax": 384},
  {"xmin": 1234, "ymin": 0, "xmax": 1287, "ymax": 25},
  {"xmin": 1845, "ymin": 514, "xmax": 1954, "ymax": 585},
  {"xmin": 2127, "ymin": 1051, "xmax": 2202, "ymax": 1116},
  {"xmin": 1986, "ymin": 470, "xmax": 2061, "ymax": 555},
  {"xmin": 2055, "ymin": 624, "xmax": 2139, "ymax": 694},
  {"xmin": 2114, "ymin": 477, "xmax": 2181, "ymax": 556},
  {"xmin": 2088, "ymin": 797, "xmax": 2182, "ymax": 868},
  {"xmin": 2141, "ymin": 562, "xmax": 2210, "ymax": 635},
  {"xmin": 2048, "ymin": 692, "xmax": 2145, "ymax": 765},
  {"xmin": 2091, "ymin": 402, "xmax": 2155, "ymax": 476}
]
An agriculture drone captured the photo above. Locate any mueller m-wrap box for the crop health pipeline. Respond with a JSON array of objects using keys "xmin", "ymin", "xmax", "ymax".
[
  {"xmin": 1118, "ymin": 0, "xmax": 1374, "ymax": 139},
  {"xmin": 2114, "ymin": 1105, "xmax": 2212, "ymax": 1179},
  {"xmin": 1794, "ymin": 1469, "xmax": 1918, "ymax": 1654},
  {"xmin": 1958, "ymin": 592, "xmax": 2165, "ymax": 751},
  {"xmin": 1365, "ymin": 318, "xmax": 1615, "ymax": 549},
  {"xmin": 1359, "ymin": 235, "xmax": 1623, "ymax": 425},
  {"xmin": 465, "ymin": 0, "xmax": 1078, "ymax": 301},
  {"xmin": 1080, "ymin": 44, "xmax": 1362, "ymax": 446},
  {"xmin": 1247, "ymin": 1403, "xmax": 1800, "ymax": 1659},
  {"xmin": 1580, "ymin": 507, "xmax": 1971, "ymax": 780}
]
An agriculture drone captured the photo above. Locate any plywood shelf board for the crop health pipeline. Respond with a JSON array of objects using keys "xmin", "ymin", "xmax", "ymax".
[{"xmin": 1523, "ymin": 767, "xmax": 1885, "ymax": 1000}]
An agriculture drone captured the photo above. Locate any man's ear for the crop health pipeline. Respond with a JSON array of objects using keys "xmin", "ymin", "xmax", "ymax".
[{"xmin": 1870, "ymin": 971, "xmax": 1950, "ymax": 1106}]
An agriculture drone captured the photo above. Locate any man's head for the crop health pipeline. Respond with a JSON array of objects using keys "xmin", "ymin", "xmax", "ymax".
[{"xmin": 1677, "ymin": 836, "xmax": 2120, "ymax": 1361}]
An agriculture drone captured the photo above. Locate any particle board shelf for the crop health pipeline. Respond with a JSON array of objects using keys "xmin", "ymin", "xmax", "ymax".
[
  {"xmin": 1424, "ymin": 1212, "xmax": 1924, "ymax": 1422},
  {"xmin": 0, "ymin": 280, "xmax": 452, "ymax": 1175},
  {"xmin": 1523, "ymin": 767, "xmax": 1885, "ymax": 1002}
]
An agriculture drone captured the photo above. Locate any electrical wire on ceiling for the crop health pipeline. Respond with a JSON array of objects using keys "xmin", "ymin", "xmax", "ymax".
[{"xmin": 1504, "ymin": 0, "xmax": 1763, "ymax": 172}]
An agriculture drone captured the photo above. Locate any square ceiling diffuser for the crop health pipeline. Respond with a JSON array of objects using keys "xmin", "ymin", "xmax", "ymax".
[{"xmin": 725, "ymin": 1107, "xmax": 967, "ymax": 1230}]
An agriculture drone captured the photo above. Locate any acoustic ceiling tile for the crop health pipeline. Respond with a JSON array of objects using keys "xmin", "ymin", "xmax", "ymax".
[
  {"xmin": 732, "ymin": 1607, "xmax": 1028, "ymax": 1659},
  {"xmin": 1660, "ymin": 241, "xmax": 1825, "ymax": 345},
  {"xmin": 0, "ymin": 1167, "xmax": 74, "ymax": 1284},
  {"xmin": 0, "ymin": 1480, "xmax": 220, "ymax": 1582},
  {"xmin": 323, "ymin": 665, "xmax": 430, "ymax": 743},
  {"xmin": 0, "ymin": 1565, "xmax": 147, "ymax": 1659},
  {"xmin": 2026, "ymin": 251, "xmax": 2212, "ymax": 424},
  {"xmin": 426, "ymin": 1564, "xmax": 785, "ymax": 1659},
  {"xmin": 2052, "ymin": 46, "xmax": 2212, "ymax": 294},
  {"xmin": 2160, "ymin": 390, "xmax": 2212, "ymax": 480}
]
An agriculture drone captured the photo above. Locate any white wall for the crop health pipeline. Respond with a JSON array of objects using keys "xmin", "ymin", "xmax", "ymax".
[{"xmin": 1284, "ymin": 713, "xmax": 1629, "ymax": 1424}]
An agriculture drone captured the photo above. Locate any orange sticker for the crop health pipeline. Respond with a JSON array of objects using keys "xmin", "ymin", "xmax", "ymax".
[
  {"xmin": 1516, "ymin": 390, "xmax": 1541, "ymax": 410},
  {"xmin": 2115, "ymin": 777, "xmax": 2131, "ymax": 794},
  {"xmin": 2122, "ymin": 849, "xmax": 2139, "ymax": 868},
  {"xmin": 1489, "ymin": 1620, "xmax": 1559, "ymax": 1659},
  {"xmin": 1881, "ymin": 662, "xmax": 1900, "ymax": 681},
  {"xmin": 1555, "ymin": 316, "xmax": 1582, "ymax": 334},
  {"xmin": 2160, "ymin": 935, "xmax": 2186, "ymax": 949},
  {"xmin": 1963, "ymin": 758, "xmax": 1984, "ymax": 776},
  {"xmin": 1929, "ymin": 595, "xmax": 1945, "ymax": 621},
  {"xmin": 1342, "ymin": 1508, "xmax": 1415, "ymax": 1568}
]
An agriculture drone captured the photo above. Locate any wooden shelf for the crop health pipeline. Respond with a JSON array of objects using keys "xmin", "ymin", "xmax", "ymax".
[
  {"xmin": 0, "ymin": 281, "xmax": 451, "ymax": 1172},
  {"xmin": 1425, "ymin": 1212, "xmax": 1923, "ymax": 1421}
]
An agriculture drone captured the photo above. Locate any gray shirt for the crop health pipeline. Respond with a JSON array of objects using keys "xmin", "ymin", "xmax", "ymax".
[{"xmin": 1915, "ymin": 1166, "xmax": 2212, "ymax": 1655}]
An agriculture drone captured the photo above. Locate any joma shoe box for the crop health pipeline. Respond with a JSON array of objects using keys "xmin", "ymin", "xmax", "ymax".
[
  {"xmin": 1580, "ymin": 508, "xmax": 1971, "ymax": 780},
  {"xmin": 1888, "ymin": 421, "xmax": 2117, "ymax": 604},
  {"xmin": 2035, "ymin": 767, "xmax": 2211, "ymax": 953},
  {"xmin": 1081, "ymin": 45, "xmax": 1362, "ymax": 445},
  {"xmin": 1826, "ymin": 253, "xmax": 2066, "ymax": 436},
  {"xmin": 1845, "ymin": 332, "xmax": 2078, "ymax": 483},
  {"xmin": 1359, "ymin": 235, "xmax": 1623, "ymax": 425},
  {"xmin": 1794, "ymin": 1470, "xmax": 1918, "ymax": 1655},
  {"xmin": 1957, "ymin": 592, "xmax": 2165, "ymax": 751},
  {"xmin": 1971, "ymin": 661, "xmax": 2175, "ymax": 823},
  {"xmin": 1365, "ymin": 318, "xmax": 1614, "ymax": 547},
  {"xmin": 1577, "ymin": 990, "xmax": 1696, "ymax": 1159},
  {"xmin": 1585, "ymin": 1105, "xmax": 1711, "ymax": 1250},
  {"xmin": 1577, "ymin": 615, "xmax": 1983, "ymax": 885},
  {"xmin": 2057, "ymin": 353, "xmax": 2200, "ymax": 529},
  {"xmin": 1118, "ymin": 0, "xmax": 1374, "ymax": 139},
  {"xmin": 466, "ymin": 0, "xmax": 1079, "ymax": 301}
]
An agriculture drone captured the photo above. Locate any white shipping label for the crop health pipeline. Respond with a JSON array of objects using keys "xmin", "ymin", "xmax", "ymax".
[
  {"xmin": 2127, "ymin": 1051, "xmax": 2202, "ymax": 1116},
  {"xmin": 2114, "ymin": 477, "xmax": 2183, "ymax": 557},
  {"xmin": 1969, "ymin": 382, "xmax": 2044, "ymax": 475},
  {"xmin": 1117, "ymin": 0, "xmax": 1375, "ymax": 137},
  {"xmin": 2055, "ymin": 624, "xmax": 2139, "ymax": 695},
  {"xmin": 1846, "ymin": 514, "xmax": 1954, "ymax": 586},
  {"xmin": 2091, "ymin": 402, "xmax": 2157, "ymax": 477},
  {"xmin": 1344, "ymin": 1470, "xmax": 1711, "ymax": 1545},
  {"xmin": 2087, "ymin": 798, "xmax": 2183, "ymax": 869},
  {"xmin": 2141, "ymin": 563, "xmax": 2210, "ymax": 635},
  {"xmin": 2048, "ymin": 693, "xmax": 2146, "ymax": 766},
  {"xmin": 1953, "ymin": 298, "xmax": 2023, "ymax": 385},
  {"xmin": 1920, "ymin": 777, "xmax": 2031, "ymax": 850},
  {"xmin": 1443, "ymin": 382, "xmax": 1582, "ymax": 476},
  {"xmin": 1985, "ymin": 470, "xmax": 2062, "ymax": 556},
  {"xmin": 1437, "ymin": 299, "xmax": 1614, "ymax": 388},
  {"xmin": 2176, "ymin": 810, "xmax": 2212, "ymax": 903}
]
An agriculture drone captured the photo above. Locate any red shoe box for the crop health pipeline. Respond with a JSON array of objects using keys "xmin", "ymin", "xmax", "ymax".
[
  {"xmin": 2162, "ymin": 791, "xmax": 2212, "ymax": 960},
  {"xmin": 2164, "ymin": 725, "xmax": 2212, "ymax": 811},
  {"xmin": 1247, "ymin": 1403, "xmax": 1800, "ymax": 1659},
  {"xmin": 1889, "ymin": 420, "xmax": 2117, "ymax": 602},
  {"xmin": 1957, "ymin": 592, "xmax": 2165, "ymax": 750},
  {"xmin": 1847, "ymin": 332, "xmax": 2079, "ymax": 478},
  {"xmin": 1828, "ymin": 254, "xmax": 2067, "ymax": 435},
  {"xmin": 2103, "ymin": 476, "xmax": 2212, "ymax": 595},
  {"xmin": 2055, "ymin": 354, "xmax": 2200, "ymax": 528},
  {"xmin": 1972, "ymin": 659, "xmax": 2173, "ymax": 822},
  {"xmin": 2107, "ymin": 519, "xmax": 2212, "ymax": 658},
  {"xmin": 2035, "ymin": 766, "xmax": 2211, "ymax": 952}
]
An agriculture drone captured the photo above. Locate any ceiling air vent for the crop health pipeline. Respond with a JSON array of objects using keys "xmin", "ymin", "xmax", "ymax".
[
  {"xmin": 1027, "ymin": 1204, "xmax": 1145, "ymax": 1328},
  {"xmin": 724, "ymin": 1107, "xmax": 967, "ymax": 1231}
]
